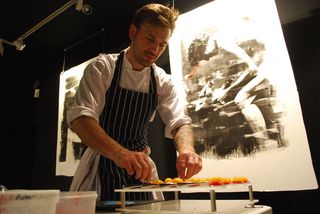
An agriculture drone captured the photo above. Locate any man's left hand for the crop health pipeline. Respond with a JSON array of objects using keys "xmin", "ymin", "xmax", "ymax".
[{"xmin": 176, "ymin": 151, "xmax": 202, "ymax": 179}]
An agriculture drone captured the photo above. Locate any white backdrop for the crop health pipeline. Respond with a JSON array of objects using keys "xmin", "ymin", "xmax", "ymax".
[
  {"xmin": 56, "ymin": 58, "xmax": 95, "ymax": 176},
  {"xmin": 169, "ymin": 0, "xmax": 318, "ymax": 191}
]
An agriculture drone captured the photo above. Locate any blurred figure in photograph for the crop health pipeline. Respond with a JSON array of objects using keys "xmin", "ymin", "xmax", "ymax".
[{"xmin": 185, "ymin": 16, "xmax": 281, "ymax": 151}]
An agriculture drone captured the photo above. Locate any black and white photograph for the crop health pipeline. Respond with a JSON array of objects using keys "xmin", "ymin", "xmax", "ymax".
[
  {"xmin": 180, "ymin": 27, "xmax": 286, "ymax": 159},
  {"xmin": 169, "ymin": 0, "xmax": 318, "ymax": 191},
  {"xmin": 56, "ymin": 59, "xmax": 93, "ymax": 176}
]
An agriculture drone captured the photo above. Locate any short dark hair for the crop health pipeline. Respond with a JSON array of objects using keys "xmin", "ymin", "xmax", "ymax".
[{"xmin": 132, "ymin": 3, "xmax": 180, "ymax": 33}]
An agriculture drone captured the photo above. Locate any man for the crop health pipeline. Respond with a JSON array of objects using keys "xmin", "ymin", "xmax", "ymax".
[{"xmin": 67, "ymin": 3, "xmax": 202, "ymax": 201}]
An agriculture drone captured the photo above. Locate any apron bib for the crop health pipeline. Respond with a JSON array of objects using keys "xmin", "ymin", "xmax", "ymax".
[{"xmin": 98, "ymin": 51, "xmax": 158, "ymax": 201}]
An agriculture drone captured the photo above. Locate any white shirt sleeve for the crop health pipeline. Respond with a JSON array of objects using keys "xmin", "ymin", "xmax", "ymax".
[
  {"xmin": 154, "ymin": 67, "xmax": 192, "ymax": 139},
  {"xmin": 67, "ymin": 53, "xmax": 116, "ymax": 126}
]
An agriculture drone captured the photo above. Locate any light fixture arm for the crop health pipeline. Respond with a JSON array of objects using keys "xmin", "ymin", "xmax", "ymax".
[
  {"xmin": 18, "ymin": 0, "xmax": 79, "ymax": 41},
  {"xmin": 0, "ymin": 0, "xmax": 84, "ymax": 56},
  {"xmin": 0, "ymin": 39, "xmax": 14, "ymax": 56},
  {"xmin": 0, "ymin": 39, "xmax": 14, "ymax": 47}
]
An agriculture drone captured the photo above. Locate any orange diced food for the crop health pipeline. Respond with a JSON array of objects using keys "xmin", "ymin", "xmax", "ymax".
[
  {"xmin": 232, "ymin": 176, "xmax": 249, "ymax": 183},
  {"xmin": 149, "ymin": 179, "xmax": 164, "ymax": 184},
  {"xmin": 221, "ymin": 177, "xmax": 232, "ymax": 184},
  {"xmin": 164, "ymin": 178, "xmax": 173, "ymax": 183},
  {"xmin": 208, "ymin": 177, "xmax": 224, "ymax": 186},
  {"xmin": 172, "ymin": 177, "xmax": 184, "ymax": 183},
  {"xmin": 208, "ymin": 176, "xmax": 249, "ymax": 186}
]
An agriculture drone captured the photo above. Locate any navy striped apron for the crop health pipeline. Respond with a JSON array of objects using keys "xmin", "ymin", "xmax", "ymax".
[{"xmin": 98, "ymin": 51, "xmax": 158, "ymax": 201}]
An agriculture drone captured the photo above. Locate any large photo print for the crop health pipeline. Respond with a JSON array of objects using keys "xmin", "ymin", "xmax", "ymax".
[
  {"xmin": 169, "ymin": 0, "xmax": 318, "ymax": 191},
  {"xmin": 56, "ymin": 58, "xmax": 95, "ymax": 176},
  {"xmin": 180, "ymin": 27, "xmax": 284, "ymax": 158}
]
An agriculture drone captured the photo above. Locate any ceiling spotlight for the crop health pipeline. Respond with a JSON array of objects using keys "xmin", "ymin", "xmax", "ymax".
[
  {"xmin": 75, "ymin": 0, "xmax": 92, "ymax": 15},
  {"xmin": 1, "ymin": 0, "xmax": 91, "ymax": 57},
  {"xmin": 0, "ymin": 38, "xmax": 25, "ymax": 55},
  {"xmin": 13, "ymin": 39, "xmax": 26, "ymax": 51},
  {"xmin": 82, "ymin": 4, "xmax": 93, "ymax": 15}
]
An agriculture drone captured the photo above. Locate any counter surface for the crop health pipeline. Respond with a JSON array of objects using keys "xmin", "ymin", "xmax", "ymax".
[{"xmin": 96, "ymin": 199, "xmax": 272, "ymax": 214}]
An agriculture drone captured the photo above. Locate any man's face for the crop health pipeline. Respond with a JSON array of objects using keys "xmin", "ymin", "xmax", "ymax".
[{"xmin": 129, "ymin": 22, "xmax": 171, "ymax": 69}]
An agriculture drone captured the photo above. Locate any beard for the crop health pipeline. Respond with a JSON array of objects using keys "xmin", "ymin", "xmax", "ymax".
[{"xmin": 131, "ymin": 40, "xmax": 159, "ymax": 68}]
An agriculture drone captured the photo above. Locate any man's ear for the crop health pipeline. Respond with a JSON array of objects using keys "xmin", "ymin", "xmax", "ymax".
[{"xmin": 129, "ymin": 24, "xmax": 137, "ymax": 40}]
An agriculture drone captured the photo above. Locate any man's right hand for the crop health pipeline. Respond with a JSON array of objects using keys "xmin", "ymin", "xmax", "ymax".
[
  {"xmin": 70, "ymin": 116, "xmax": 153, "ymax": 182},
  {"xmin": 112, "ymin": 148, "xmax": 153, "ymax": 182}
]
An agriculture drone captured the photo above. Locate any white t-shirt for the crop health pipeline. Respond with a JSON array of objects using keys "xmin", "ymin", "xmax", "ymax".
[{"xmin": 67, "ymin": 49, "xmax": 191, "ymax": 138}]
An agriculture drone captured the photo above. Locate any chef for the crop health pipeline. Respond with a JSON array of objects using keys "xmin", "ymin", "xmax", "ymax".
[{"xmin": 67, "ymin": 3, "xmax": 202, "ymax": 201}]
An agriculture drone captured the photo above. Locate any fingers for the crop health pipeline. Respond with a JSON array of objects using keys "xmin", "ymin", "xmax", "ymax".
[
  {"xmin": 127, "ymin": 166, "xmax": 134, "ymax": 176},
  {"xmin": 127, "ymin": 153, "xmax": 153, "ymax": 181},
  {"xmin": 176, "ymin": 154, "xmax": 188, "ymax": 178},
  {"xmin": 176, "ymin": 152, "xmax": 202, "ymax": 179},
  {"xmin": 185, "ymin": 155, "xmax": 202, "ymax": 178}
]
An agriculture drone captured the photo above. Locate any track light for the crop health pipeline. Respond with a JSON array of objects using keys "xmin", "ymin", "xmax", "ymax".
[
  {"xmin": 0, "ymin": 38, "xmax": 26, "ymax": 56},
  {"xmin": 13, "ymin": 39, "xmax": 26, "ymax": 51},
  {"xmin": 82, "ymin": 4, "xmax": 93, "ymax": 15},
  {"xmin": 75, "ymin": 0, "xmax": 92, "ymax": 15},
  {"xmin": 1, "ymin": 0, "xmax": 92, "ymax": 56}
]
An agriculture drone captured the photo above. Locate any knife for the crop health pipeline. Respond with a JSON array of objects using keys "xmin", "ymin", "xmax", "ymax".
[{"xmin": 122, "ymin": 183, "xmax": 159, "ymax": 189}]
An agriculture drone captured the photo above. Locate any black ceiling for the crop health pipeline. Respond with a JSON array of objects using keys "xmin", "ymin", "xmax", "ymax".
[
  {"xmin": 0, "ymin": 1, "xmax": 216, "ymax": 57},
  {"xmin": 0, "ymin": 0, "xmax": 319, "ymax": 70}
]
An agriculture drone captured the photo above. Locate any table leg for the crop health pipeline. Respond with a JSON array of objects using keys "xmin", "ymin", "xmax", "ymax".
[
  {"xmin": 210, "ymin": 189, "xmax": 217, "ymax": 212},
  {"xmin": 120, "ymin": 191, "xmax": 126, "ymax": 208}
]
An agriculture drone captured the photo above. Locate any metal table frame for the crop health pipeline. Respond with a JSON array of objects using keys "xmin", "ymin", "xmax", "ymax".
[{"xmin": 115, "ymin": 183, "xmax": 256, "ymax": 212}]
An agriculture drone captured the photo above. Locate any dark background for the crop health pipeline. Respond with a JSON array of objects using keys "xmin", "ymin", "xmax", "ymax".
[{"xmin": 0, "ymin": 0, "xmax": 319, "ymax": 213}]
